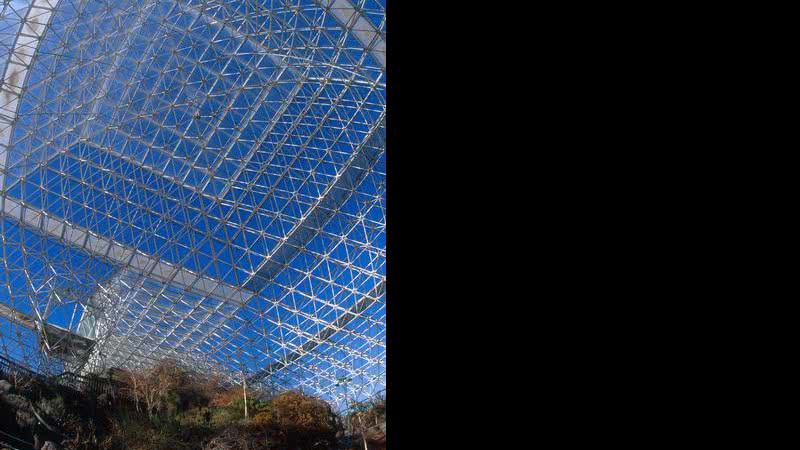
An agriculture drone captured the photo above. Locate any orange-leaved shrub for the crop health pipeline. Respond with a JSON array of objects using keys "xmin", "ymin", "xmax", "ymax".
[{"xmin": 252, "ymin": 391, "xmax": 339, "ymax": 449}]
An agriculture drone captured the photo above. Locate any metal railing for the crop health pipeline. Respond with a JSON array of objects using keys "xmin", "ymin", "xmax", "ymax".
[
  {"xmin": 0, "ymin": 354, "xmax": 42, "ymax": 383},
  {"xmin": 0, "ymin": 354, "xmax": 124, "ymax": 399}
]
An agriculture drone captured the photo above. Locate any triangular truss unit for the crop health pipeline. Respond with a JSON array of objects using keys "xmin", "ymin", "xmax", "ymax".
[{"xmin": 0, "ymin": 0, "xmax": 385, "ymax": 409}]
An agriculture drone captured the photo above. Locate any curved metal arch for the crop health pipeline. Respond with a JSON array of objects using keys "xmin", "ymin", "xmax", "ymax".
[{"xmin": 0, "ymin": 0, "xmax": 59, "ymax": 190}]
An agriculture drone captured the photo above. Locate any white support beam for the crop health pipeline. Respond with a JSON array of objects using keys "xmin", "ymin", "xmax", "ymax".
[
  {"xmin": 0, "ymin": 301, "xmax": 95, "ymax": 357},
  {"xmin": 248, "ymin": 279, "xmax": 385, "ymax": 383},
  {"xmin": 0, "ymin": 194, "xmax": 255, "ymax": 307},
  {"xmin": 0, "ymin": 0, "xmax": 59, "ymax": 190},
  {"xmin": 316, "ymin": 0, "xmax": 385, "ymax": 69}
]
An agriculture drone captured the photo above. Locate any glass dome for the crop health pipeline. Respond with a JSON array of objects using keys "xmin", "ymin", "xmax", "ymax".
[{"xmin": 0, "ymin": 0, "xmax": 385, "ymax": 408}]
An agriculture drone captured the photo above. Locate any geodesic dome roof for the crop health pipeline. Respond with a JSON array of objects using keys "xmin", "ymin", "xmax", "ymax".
[{"xmin": 0, "ymin": 0, "xmax": 385, "ymax": 407}]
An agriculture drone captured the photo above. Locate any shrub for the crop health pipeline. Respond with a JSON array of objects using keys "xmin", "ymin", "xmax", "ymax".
[
  {"xmin": 100, "ymin": 410, "xmax": 185, "ymax": 450},
  {"xmin": 252, "ymin": 391, "xmax": 339, "ymax": 449},
  {"xmin": 203, "ymin": 424, "xmax": 271, "ymax": 450},
  {"xmin": 350, "ymin": 395, "xmax": 386, "ymax": 431},
  {"xmin": 210, "ymin": 388, "xmax": 240, "ymax": 408},
  {"xmin": 345, "ymin": 394, "xmax": 386, "ymax": 450},
  {"xmin": 209, "ymin": 385, "xmax": 270, "ymax": 423},
  {"xmin": 37, "ymin": 395, "xmax": 67, "ymax": 427},
  {"xmin": 121, "ymin": 360, "xmax": 222, "ymax": 421}
]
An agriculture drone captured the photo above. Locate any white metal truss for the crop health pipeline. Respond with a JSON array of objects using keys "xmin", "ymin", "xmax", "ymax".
[
  {"xmin": 0, "ymin": 0, "xmax": 385, "ymax": 409},
  {"xmin": 1, "ymin": 0, "xmax": 58, "ymax": 188}
]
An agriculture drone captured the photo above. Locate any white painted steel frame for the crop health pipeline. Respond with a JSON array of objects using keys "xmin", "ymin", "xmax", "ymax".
[{"xmin": 0, "ymin": 0, "xmax": 385, "ymax": 408}]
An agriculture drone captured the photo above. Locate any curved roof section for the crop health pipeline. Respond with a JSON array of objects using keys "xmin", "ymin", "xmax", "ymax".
[{"xmin": 0, "ymin": 0, "xmax": 385, "ymax": 407}]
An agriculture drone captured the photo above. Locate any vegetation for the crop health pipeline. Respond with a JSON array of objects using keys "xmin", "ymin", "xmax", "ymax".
[
  {"xmin": 0, "ymin": 361, "xmax": 386, "ymax": 450},
  {"xmin": 344, "ymin": 395, "xmax": 386, "ymax": 450}
]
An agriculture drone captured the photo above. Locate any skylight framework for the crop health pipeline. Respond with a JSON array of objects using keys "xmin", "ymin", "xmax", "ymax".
[{"xmin": 0, "ymin": 0, "xmax": 385, "ymax": 409}]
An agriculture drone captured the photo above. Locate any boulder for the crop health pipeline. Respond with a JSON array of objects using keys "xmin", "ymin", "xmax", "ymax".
[{"xmin": 41, "ymin": 441, "xmax": 59, "ymax": 450}]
